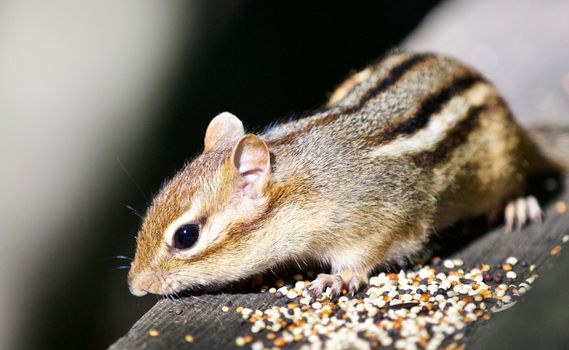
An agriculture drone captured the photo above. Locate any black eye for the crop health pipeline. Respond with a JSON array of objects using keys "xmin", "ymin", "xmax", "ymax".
[{"xmin": 173, "ymin": 223, "xmax": 200, "ymax": 249}]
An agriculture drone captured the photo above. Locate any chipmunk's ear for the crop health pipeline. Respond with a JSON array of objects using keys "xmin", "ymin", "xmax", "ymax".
[
  {"xmin": 231, "ymin": 134, "xmax": 271, "ymax": 198},
  {"xmin": 204, "ymin": 112, "xmax": 245, "ymax": 153}
]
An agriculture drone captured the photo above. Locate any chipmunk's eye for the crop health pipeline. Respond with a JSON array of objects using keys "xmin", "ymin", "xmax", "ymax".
[{"xmin": 173, "ymin": 223, "xmax": 200, "ymax": 249}]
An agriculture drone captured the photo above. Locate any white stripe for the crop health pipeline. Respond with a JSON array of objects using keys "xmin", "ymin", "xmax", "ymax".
[{"xmin": 369, "ymin": 82, "xmax": 493, "ymax": 158}]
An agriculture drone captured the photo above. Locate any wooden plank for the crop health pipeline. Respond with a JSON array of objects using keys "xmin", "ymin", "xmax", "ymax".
[{"xmin": 111, "ymin": 156, "xmax": 569, "ymax": 349}]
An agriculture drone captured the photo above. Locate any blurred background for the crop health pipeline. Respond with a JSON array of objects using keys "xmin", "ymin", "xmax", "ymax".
[{"xmin": 1, "ymin": 1, "xmax": 568, "ymax": 349}]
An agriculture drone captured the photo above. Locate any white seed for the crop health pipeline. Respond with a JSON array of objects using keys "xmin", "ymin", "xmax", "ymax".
[
  {"xmin": 452, "ymin": 258, "xmax": 464, "ymax": 267},
  {"xmin": 235, "ymin": 337, "xmax": 245, "ymax": 347},
  {"xmin": 505, "ymin": 256, "xmax": 519, "ymax": 266},
  {"xmin": 506, "ymin": 271, "xmax": 517, "ymax": 279},
  {"xmin": 443, "ymin": 260, "xmax": 455, "ymax": 269},
  {"xmin": 369, "ymin": 276, "xmax": 380, "ymax": 286},
  {"xmin": 380, "ymin": 336, "xmax": 393, "ymax": 347},
  {"xmin": 286, "ymin": 290, "xmax": 298, "ymax": 299}
]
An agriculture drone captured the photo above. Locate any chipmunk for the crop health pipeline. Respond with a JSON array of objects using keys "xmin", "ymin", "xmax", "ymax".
[{"xmin": 128, "ymin": 51, "xmax": 562, "ymax": 298}]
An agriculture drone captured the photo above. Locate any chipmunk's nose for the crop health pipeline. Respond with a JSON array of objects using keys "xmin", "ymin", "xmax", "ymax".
[
  {"xmin": 128, "ymin": 270, "xmax": 150, "ymax": 296},
  {"xmin": 129, "ymin": 285, "xmax": 148, "ymax": 297}
]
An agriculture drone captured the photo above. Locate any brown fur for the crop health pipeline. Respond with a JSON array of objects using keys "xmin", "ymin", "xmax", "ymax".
[{"xmin": 128, "ymin": 52, "xmax": 557, "ymax": 296}]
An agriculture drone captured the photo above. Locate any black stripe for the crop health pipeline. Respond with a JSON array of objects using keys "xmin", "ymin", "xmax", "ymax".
[
  {"xmin": 371, "ymin": 74, "xmax": 482, "ymax": 145},
  {"xmin": 411, "ymin": 104, "xmax": 489, "ymax": 167},
  {"xmin": 344, "ymin": 53, "xmax": 433, "ymax": 114},
  {"xmin": 268, "ymin": 53, "xmax": 433, "ymax": 146}
]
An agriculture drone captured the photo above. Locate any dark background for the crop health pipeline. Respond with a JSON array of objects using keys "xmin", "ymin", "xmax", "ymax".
[{"xmin": 14, "ymin": 2, "xmax": 442, "ymax": 349}]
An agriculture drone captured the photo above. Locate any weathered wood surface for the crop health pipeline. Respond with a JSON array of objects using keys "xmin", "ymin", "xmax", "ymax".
[{"xmin": 111, "ymin": 144, "xmax": 569, "ymax": 349}]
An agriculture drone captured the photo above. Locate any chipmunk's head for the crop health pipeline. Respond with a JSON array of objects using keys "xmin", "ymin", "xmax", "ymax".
[{"xmin": 128, "ymin": 112, "xmax": 279, "ymax": 296}]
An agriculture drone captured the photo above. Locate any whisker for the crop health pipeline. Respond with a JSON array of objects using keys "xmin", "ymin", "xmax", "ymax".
[
  {"xmin": 116, "ymin": 156, "xmax": 149, "ymax": 206},
  {"xmin": 99, "ymin": 255, "xmax": 133, "ymax": 263},
  {"xmin": 113, "ymin": 265, "xmax": 132, "ymax": 270},
  {"xmin": 126, "ymin": 205, "xmax": 144, "ymax": 219}
]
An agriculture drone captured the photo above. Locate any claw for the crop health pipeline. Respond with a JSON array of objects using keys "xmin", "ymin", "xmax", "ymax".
[
  {"xmin": 526, "ymin": 196, "xmax": 542, "ymax": 224},
  {"xmin": 504, "ymin": 195, "xmax": 542, "ymax": 233},
  {"xmin": 308, "ymin": 273, "xmax": 343, "ymax": 298},
  {"xmin": 347, "ymin": 276, "xmax": 361, "ymax": 297},
  {"xmin": 309, "ymin": 273, "xmax": 367, "ymax": 298}
]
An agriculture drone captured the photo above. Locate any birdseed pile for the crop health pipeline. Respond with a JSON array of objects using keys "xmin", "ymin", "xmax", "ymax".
[{"xmin": 231, "ymin": 256, "xmax": 549, "ymax": 350}]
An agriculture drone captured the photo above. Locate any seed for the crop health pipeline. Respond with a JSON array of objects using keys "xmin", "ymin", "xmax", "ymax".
[
  {"xmin": 563, "ymin": 235, "xmax": 569, "ymax": 243},
  {"xmin": 286, "ymin": 290, "xmax": 298, "ymax": 299},
  {"xmin": 452, "ymin": 258, "xmax": 464, "ymax": 266},
  {"xmin": 505, "ymin": 257, "xmax": 518, "ymax": 266},
  {"xmin": 493, "ymin": 273, "xmax": 502, "ymax": 283},
  {"xmin": 551, "ymin": 245, "xmax": 562, "ymax": 256},
  {"xmin": 148, "ymin": 329, "xmax": 159, "ymax": 337},
  {"xmin": 275, "ymin": 279, "xmax": 285, "ymax": 288},
  {"xmin": 243, "ymin": 335, "xmax": 253, "ymax": 344},
  {"xmin": 184, "ymin": 334, "xmax": 194, "ymax": 343},
  {"xmin": 222, "ymin": 306, "xmax": 229, "ymax": 312},
  {"xmin": 443, "ymin": 260, "xmax": 455, "ymax": 269},
  {"xmin": 235, "ymin": 337, "xmax": 246, "ymax": 347},
  {"xmin": 555, "ymin": 201, "xmax": 567, "ymax": 213},
  {"xmin": 506, "ymin": 271, "xmax": 517, "ymax": 280},
  {"xmin": 388, "ymin": 273, "xmax": 398, "ymax": 281},
  {"xmin": 502, "ymin": 264, "xmax": 513, "ymax": 272}
]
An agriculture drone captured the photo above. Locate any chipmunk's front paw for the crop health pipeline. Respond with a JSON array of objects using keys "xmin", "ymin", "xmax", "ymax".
[
  {"xmin": 308, "ymin": 273, "xmax": 367, "ymax": 298},
  {"xmin": 504, "ymin": 195, "xmax": 542, "ymax": 233}
]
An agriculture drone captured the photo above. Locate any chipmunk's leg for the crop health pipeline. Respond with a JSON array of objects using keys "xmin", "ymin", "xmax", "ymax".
[
  {"xmin": 308, "ymin": 267, "xmax": 370, "ymax": 298},
  {"xmin": 504, "ymin": 195, "xmax": 542, "ymax": 233}
]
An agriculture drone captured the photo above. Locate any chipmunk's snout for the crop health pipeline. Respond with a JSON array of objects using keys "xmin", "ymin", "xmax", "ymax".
[
  {"xmin": 128, "ymin": 269, "xmax": 171, "ymax": 296},
  {"xmin": 128, "ymin": 272, "xmax": 149, "ymax": 296},
  {"xmin": 129, "ymin": 284, "xmax": 148, "ymax": 297}
]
